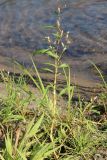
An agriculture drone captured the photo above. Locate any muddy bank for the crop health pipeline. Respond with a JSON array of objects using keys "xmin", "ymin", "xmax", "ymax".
[
  {"xmin": 0, "ymin": 49, "xmax": 107, "ymax": 88},
  {"xmin": 0, "ymin": 67, "xmax": 105, "ymax": 102}
]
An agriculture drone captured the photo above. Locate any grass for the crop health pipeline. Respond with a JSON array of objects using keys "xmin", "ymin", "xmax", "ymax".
[
  {"xmin": 0, "ymin": 3, "xmax": 107, "ymax": 160},
  {"xmin": 0, "ymin": 70, "xmax": 106, "ymax": 160}
]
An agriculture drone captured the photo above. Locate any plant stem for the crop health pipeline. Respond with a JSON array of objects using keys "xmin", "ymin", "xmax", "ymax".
[
  {"xmin": 68, "ymin": 67, "xmax": 71, "ymax": 114},
  {"xmin": 50, "ymin": 54, "xmax": 59, "ymax": 160},
  {"xmin": 53, "ymin": 58, "xmax": 58, "ymax": 116}
]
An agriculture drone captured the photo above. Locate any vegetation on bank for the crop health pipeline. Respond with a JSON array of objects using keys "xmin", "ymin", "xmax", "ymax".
[
  {"xmin": 0, "ymin": 68, "xmax": 107, "ymax": 160},
  {"xmin": 0, "ymin": 4, "xmax": 107, "ymax": 160}
]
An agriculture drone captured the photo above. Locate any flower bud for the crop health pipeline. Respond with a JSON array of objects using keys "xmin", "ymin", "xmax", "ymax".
[
  {"xmin": 56, "ymin": 20, "xmax": 60, "ymax": 28},
  {"xmin": 57, "ymin": 7, "xmax": 61, "ymax": 14},
  {"xmin": 45, "ymin": 36, "xmax": 51, "ymax": 43},
  {"xmin": 66, "ymin": 31, "xmax": 70, "ymax": 39}
]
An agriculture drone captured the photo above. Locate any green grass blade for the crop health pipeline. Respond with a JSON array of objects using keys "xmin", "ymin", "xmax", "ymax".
[
  {"xmin": 28, "ymin": 113, "xmax": 44, "ymax": 138},
  {"xmin": 0, "ymin": 154, "xmax": 5, "ymax": 160},
  {"xmin": 32, "ymin": 142, "xmax": 58, "ymax": 160},
  {"xmin": 23, "ymin": 68, "xmax": 41, "ymax": 91},
  {"xmin": 19, "ymin": 114, "xmax": 44, "ymax": 151},
  {"xmin": 90, "ymin": 61, "xmax": 107, "ymax": 88},
  {"xmin": 5, "ymin": 132, "xmax": 13, "ymax": 158},
  {"xmin": 31, "ymin": 57, "xmax": 46, "ymax": 94},
  {"xmin": 17, "ymin": 149, "xmax": 27, "ymax": 160}
]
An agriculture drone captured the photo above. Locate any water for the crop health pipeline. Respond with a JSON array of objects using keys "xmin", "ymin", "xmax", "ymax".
[{"xmin": 0, "ymin": 0, "xmax": 107, "ymax": 87}]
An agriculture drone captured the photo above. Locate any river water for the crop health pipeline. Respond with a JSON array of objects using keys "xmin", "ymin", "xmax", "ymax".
[{"xmin": 0, "ymin": 0, "xmax": 107, "ymax": 87}]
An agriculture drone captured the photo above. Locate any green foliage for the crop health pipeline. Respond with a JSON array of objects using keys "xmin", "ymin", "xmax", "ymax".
[{"xmin": 0, "ymin": 70, "xmax": 106, "ymax": 160}]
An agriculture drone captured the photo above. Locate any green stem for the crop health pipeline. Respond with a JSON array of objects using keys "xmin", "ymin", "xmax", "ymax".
[
  {"xmin": 53, "ymin": 58, "xmax": 58, "ymax": 116},
  {"xmin": 68, "ymin": 67, "xmax": 71, "ymax": 114}
]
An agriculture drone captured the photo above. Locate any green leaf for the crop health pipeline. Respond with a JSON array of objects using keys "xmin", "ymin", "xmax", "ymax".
[
  {"xmin": 31, "ymin": 58, "xmax": 48, "ymax": 97},
  {"xmin": 17, "ymin": 149, "xmax": 27, "ymax": 160},
  {"xmin": 59, "ymin": 63, "xmax": 69, "ymax": 68},
  {"xmin": 43, "ymin": 25, "xmax": 55, "ymax": 29},
  {"xmin": 18, "ymin": 118, "xmax": 35, "ymax": 150},
  {"xmin": 28, "ymin": 113, "xmax": 44, "ymax": 138},
  {"xmin": 5, "ymin": 132, "xmax": 13, "ymax": 158},
  {"xmin": 41, "ymin": 68, "xmax": 53, "ymax": 73},
  {"xmin": 90, "ymin": 61, "xmax": 107, "ymax": 88},
  {"xmin": 46, "ymin": 51, "xmax": 59, "ymax": 59},
  {"xmin": 53, "ymin": 33, "xmax": 61, "ymax": 39},
  {"xmin": 59, "ymin": 87, "xmax": 67, "ymax": 96},
  {"xmin": 33, "ymin": 49, "xmax": 49, "ymax": 55},
  {"xmin": 23, "ymin": 68, "xmax": 41, "ymax": 91},
  {"xmin": 3, "ymin": 115, "xmax": 25, "ymax": 123},
  {"xmin": 44, "ymin": 62, "xmax": 55, "ymax": 67},
  {"xmin": 33, "ymin": 49, "xmax": 59, "ymax": 59},
  {"xmin": 31, "ymin": 142, "xmax": 59, "ymax": 160},
  {"xmin": 0, "ymin": 154, "xmax": 5, "ymax": 160},
  {"xmin": 19, "ymin": 114, "xmax": 44, "ymax": 152}
]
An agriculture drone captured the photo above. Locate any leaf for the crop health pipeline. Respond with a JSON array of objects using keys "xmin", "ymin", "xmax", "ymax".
[
  {"xmin": 59, "ymin": 63, "xmax": 69, "ymax": 68},
  {"xmin": 90, "ymin": 60, "xmax": 107, "ymax": 88},
  {"xmin": 41, "ymin": 68, "xmax": 53, "ymax": 73},
  {"xmin": 59, "ymin": 87, "xmax": 67, "ymax": 96},
  {"xmin": 18, "ymin": 118, "xmax": 35, "ymax": 150},
  {"xmin": 61, "ymin": 128, "xmax": 67, "ymax": 138},
  {"xmin": 46, "ymin": 51, "xmax": 59, "ymax": 59},
  {"xmin": 23, "ymin": 68, "xmax": 41, "ymax": 91},
  {"xmin": 53, "ymin": 33, "xmax": 61, "ymax": 39},
  {"xmin": 33, "ymin": 49, "xmax": 49, "ymax": 55},
  {"xmin": 43, "ymin": 25, "xmax": 55, "ymax": 29},
  {"xmin": 15, "ymin": 61, "xmax": 41, "ymax": 91},
  {"xmin": 31, "ymin": 58, "xmax": 47, "ymax": 96},
  {"xmin": 0, "ymin": 154, "xmax": 5, "ymax": 160},
  {"xmin": 3, "ymin": 115, "xmax": 25, "ymax": 123},
  {"xmin": 91, "ymin": 110, "xmax": 100, "ymax": 115},
  {"xmin": 33, "ymin": 49, "xmax": 59, "ymax": 59},
  {"xmin": 44, "ymin": 62, "xmax": 55, "ymax": 67},
  {"xmin": 28, "ymin": 113, "xmax": 44, "ymax": 138},
  {"xmin": 31, "ymin": 142, "xmax": 59, "ymax": 160},
  {"xmin": 5, "ymin": 132, "xmax": 13, "ymax": 157},
  {"xmin": 17, "ymin": 149, "xmax": 27, "ymax": 160},
  {"xmin": 19, "ymin": 114, "xmax": 44, "ymax": 151},
  {"xmin": 23, "ymin": 139, "xmax": 36, "ymax": 152}
]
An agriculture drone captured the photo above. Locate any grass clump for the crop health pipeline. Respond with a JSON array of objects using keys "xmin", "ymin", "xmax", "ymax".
[
  {"xmin": 0, "ymin": 71, "xmax": 106, "ymax": 160},
  {"xmin": 0, "ymin": 4, "xmax": 107, "ymax": 160}
]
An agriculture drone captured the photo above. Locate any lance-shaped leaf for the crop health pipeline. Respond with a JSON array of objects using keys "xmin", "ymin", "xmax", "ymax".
[
  {"xmin": 59, "ymin": 63, "xmax": 69, "ymax": 69},
  {"xmin": 33, "ymin": 49, "xmax": 49, "ymax": 55},
  {"xmin": 5, "ymin": 132, "xmax": 13, "ymax": 159},
  {"xmin": 42, "ymin": 25, "xmax": 56, "ymax": 29},
  {"xmin": 19, "ymin": 114, "xmax": 44, "ymax": 151},
  {"xmin": 41, "ymin": 68, "xmax": 54, "ymax": 73},
  {"xmin": 44, "ymin": 62, "xmax": 55, "ymax": 67},
  {"xmin": 46, "ymin": 51, "xmax": 59, "ymax": 59}
]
